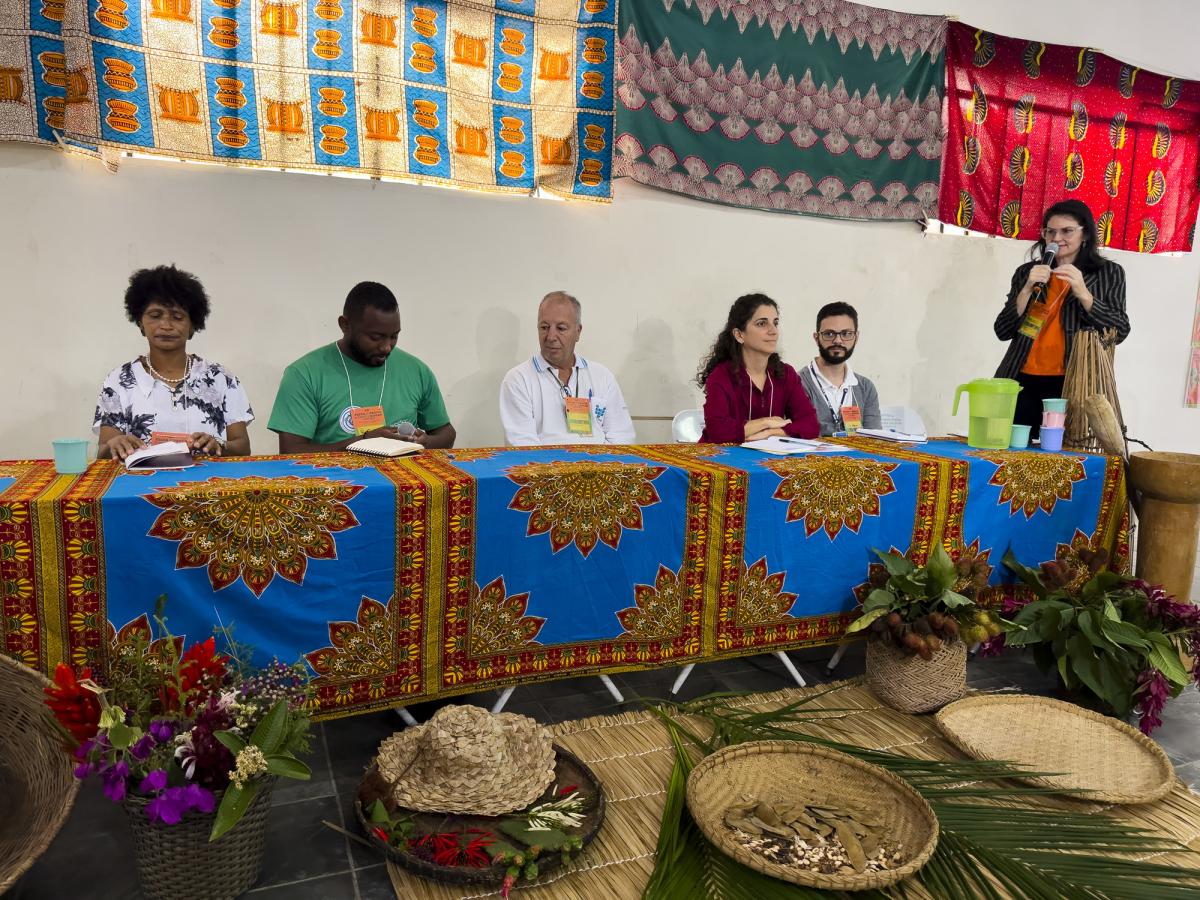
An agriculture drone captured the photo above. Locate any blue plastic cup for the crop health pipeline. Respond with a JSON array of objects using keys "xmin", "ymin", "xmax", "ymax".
[
  {"xmin": 1009, "ymin": 424, "xmax": 1032, "ymax": 449},
  {"xmin": 1042, "ymin": 398, "xmax": 1068, "ymax": 414},
  {"xmin": 1039, "ymin": 427, "xmax": 1065, "ymax": 452},
  {"xmin": 52, "ymin": 439, "xmax": 89, "ymax": 474}
]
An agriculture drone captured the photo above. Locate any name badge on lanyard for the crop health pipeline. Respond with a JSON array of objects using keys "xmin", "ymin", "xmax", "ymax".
[
  {"xmin": 564, "ymin": 396, "xmax": 592, "ymax": 435},
  {"xmin": 841, "ymin": 406, "xmax": 862, "ymax": 432},
  {"xmin": 1019, "ymin": 278, "xmax": 1069, "ymax": 340},
  {"xmin": 350, "ymin": 405, "xmax": 386, "ymax": 435}
]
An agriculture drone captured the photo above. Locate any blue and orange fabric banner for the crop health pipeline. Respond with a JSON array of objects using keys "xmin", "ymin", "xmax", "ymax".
[
  {"xmin": 1, "ymin": 0, "xmax": 615, "ymax": 200},
  {"xmin": 0, "ymin": 441, "xmax": 1127, "ymax": 719}
]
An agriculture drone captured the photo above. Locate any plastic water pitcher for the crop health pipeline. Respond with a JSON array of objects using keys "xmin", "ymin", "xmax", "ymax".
[{"xmin": 952, "ymin": 379, "xmax": 1022, "ymax": 449}]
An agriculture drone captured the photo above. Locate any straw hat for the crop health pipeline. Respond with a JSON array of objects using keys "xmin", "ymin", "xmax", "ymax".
[{"xmin": 376, "ymin": 705, "xmax": 556, "ymax": 816}]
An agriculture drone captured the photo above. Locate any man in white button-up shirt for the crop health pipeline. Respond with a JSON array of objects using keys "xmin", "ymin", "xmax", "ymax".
[{"xmin": 499, "ymin": 292, "xmax": 636, "ymax": 446}]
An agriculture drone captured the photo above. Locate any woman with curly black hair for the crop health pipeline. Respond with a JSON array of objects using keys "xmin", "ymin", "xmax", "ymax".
[
  {"xmin": 696, "ymin": 293, "xmax": 819, "ymax": 443},
  {"xmin": 93, "ymin": 265, "xmax": 253, "ymax": 459}
]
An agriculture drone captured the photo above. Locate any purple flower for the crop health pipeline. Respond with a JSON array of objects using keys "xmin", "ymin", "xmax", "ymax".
[
  {"xmin": 74, "ymin": 761, "xmax": 95, "ymax": 779},
  {"xmin": 978, "ymin": 633, "xmax": 1008, "ymax": 657},
  {"xmin": 1136, "ymin": 668, "xmax": 1171, "ymax": 735},
  {"xmin": 144, "ymin": 784, "xmax": 216, "ymax": 824},
  {"xmin": 139, "ymin": 769, "xmax": 169, "ymax": 794},
  {"xmin": 101, "ymin": 760, "xmax": 130, "ymax": 803},
  {"xmin": 149, "ymin": 720, "xmax": 175, "ymax": 743},
  {"xmin": 145, "ymin": 787, "xmax": 188, "ymax": 825},
  {"xmin": 129, "ymin": 733, "xmax": 156, "ymax": 762},
  {"xmin": 183, "ymin": 783, "xmax": 215, "ymax": 814}
]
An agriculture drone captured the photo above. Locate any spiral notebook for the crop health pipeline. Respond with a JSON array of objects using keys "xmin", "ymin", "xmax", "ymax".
[{"xmin": 346, "ymin": 437, "xmax": 423, "ymax": 458}]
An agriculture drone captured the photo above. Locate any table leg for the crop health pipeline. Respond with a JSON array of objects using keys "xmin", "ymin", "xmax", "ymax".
[
  {"xmin": 491, "ymin": 686, "xmax": 516, "ymax": 714},
  {"xmin": 826, "ymin": 643, "xmax": 849, "ymax": 673},
  {"xmin": 775, "ymin": 651, "xmax": 807, "ymax": 687},
  {"xmin": 670, "ymin": 664, "xmax": 696, "ymax": 695},
  {"xmin": 598, "ymin": 674, "xmax": 624, "ymax": 702}
]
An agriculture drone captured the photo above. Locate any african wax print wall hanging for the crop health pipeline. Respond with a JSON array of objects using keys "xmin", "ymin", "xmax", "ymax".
[
  {"xmin": 614, "ymin": 0, "xmax": 946, "ymax": 220},
  {"xmin": 0, "ymin": 0, "xmax": 616, "ymax": 201},
  {"xmin": 940, "ymin": 22, "xmax": 1200, "ymax": 253}
]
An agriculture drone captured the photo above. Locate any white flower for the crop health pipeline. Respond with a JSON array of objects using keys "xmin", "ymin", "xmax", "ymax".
[{"xmin": 174, "ymin": 729, "xmax": 197, "ymax": 780}]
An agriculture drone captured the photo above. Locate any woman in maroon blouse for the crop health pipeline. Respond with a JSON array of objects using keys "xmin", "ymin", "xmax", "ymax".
[{"xmin": 696, "ymin": 293, "xmax": 820, "ymax": 443}]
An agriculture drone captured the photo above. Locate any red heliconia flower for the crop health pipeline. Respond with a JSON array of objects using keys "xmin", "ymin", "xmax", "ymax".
[
  {"xmin": 372, "ymin": 826, "xmax": 389, "ymax": 844},
  {"xmin": 43, "ymin": 664, "xmax": 101, "ymax": 744},
  {"xmin": 177, "ymin": 638, "xmax": 228, "ymax": 711}
]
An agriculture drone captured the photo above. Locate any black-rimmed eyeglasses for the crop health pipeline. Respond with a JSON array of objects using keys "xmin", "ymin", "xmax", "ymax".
[{"xmin": 818, "ymin": 329, "xmax": 858, "ymax": 342}]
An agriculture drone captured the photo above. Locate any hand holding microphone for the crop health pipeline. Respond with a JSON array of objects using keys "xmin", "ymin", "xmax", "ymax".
[{"xmin": 1024, "ymin": 241, "xmax": 1059, "ymax": 302}]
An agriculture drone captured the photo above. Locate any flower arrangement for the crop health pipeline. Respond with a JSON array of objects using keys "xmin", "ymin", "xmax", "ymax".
[
  {"xmin": 44, "ymin": 601, "xmax": 312, "ymax": 840},
  {"xmin": 997, "ymin": 549, "xmax": 1200, "ymax": 733},
  {"xmin": 847, "ymin": 544, "xmax": 1003, "ymax": 653}
]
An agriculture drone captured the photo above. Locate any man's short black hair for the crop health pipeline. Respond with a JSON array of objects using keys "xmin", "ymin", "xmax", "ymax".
[
  {"xmin": 124, "ymin": 265, "xmax": 210, "ymax": 331},
  {"xmin": 816, "ymin": 301, "xmax": 859, "ymax": 331},
  {"xmin": 344, "ymin": 281, "xmax": 398, "ymax": 320}
]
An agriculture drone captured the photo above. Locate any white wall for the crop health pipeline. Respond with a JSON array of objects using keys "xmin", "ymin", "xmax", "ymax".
[{"xmin": 1, "ymin": 0, "xmax": 1198, "ymax": 457}]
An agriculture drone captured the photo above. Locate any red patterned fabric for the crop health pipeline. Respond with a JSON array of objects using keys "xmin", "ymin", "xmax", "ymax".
[{"xmin": 939, "ymin": 22, "xmax": 1200, "ymax": 254}]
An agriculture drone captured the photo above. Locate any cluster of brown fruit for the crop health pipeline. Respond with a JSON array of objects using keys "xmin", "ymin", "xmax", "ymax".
[
  {"xmin": 952, "ymin": 557, "xmax": 991, "ymax": 596},
  {"xmin": 869, "ymin": 609, "xmax": 1001, "ymax": 658},
  {"xmin": 1039, "ymin": 547, "xmax": 1110, "ymax": 592}
]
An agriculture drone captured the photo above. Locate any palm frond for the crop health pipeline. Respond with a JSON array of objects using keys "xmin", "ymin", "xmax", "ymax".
[
  {"xmin": 643, "ymin": 721, "xmax": 896, "ymax": 900},
  {"xmin": 641, "ymin": 691, "xmax": 1200, "ymax": 900}
]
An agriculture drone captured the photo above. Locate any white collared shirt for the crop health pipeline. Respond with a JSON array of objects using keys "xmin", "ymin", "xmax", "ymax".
[
  {"xmin": 93, "ymin": 356, "xmax": 254, "ymax": 442},
  {"xmin": 499, "ymin": 354, "xmax": 636, "ymax": 446},
  {"xmin": 808, "ymin": 359, "xmax": 860, "ymax": 422}
]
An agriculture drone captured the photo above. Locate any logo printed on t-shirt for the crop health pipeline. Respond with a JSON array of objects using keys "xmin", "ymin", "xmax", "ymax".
[{"xmin": 338, "ymin": 406, "xmax": 356, "ymax": 435}]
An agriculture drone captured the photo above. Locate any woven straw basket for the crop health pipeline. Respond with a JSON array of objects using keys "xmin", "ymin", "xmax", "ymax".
[
  {"xmin": 935, "ymin": 694, "xmax": 1174, "ymax": 805},
  {"xmin": 0, "ymin": 655, "xmax": 80, "ymax": 892},
  {"xmin": 123, "ymin": 777, "xmax": 276, "ymax": 900},
  {"xmin": 687, "ymin": 741, "xmax": 938, "ymax": 891},
  {"xmin": 866, "ymin": 639, "xmax": 966, "ymax": 713}
]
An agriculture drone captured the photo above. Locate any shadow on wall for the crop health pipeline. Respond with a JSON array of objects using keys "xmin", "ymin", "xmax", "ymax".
[
  {"xmin": 445, "ymin": 307, "xmax": 522, "ymax": 447},
  {"xmin": 910, "ymin": 239, "xmax": 1009, "ymax": 435},
  {"xmin": 620, "ymin": 317, "xmax": 700, "ymax": 440}
]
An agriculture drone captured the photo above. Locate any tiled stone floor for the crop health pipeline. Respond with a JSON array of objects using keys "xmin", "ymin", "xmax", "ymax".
[{"xmin": 12, "ymin": 644, "xmax": 1200, "ymax": 899}]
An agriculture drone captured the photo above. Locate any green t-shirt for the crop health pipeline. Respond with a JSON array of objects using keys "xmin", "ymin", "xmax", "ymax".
[{"xmin": 268, "ymin": 343, "xmax": 450, "ymax": 445}]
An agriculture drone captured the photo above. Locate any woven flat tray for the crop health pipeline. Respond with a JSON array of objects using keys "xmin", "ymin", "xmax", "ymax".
[
  {"xmin": 686, "ymin": 741, "xmax": 938, "ymax": 891},
  {"xmin": 935, "ymin": 694, "xmax": 1175, "ymax": 805}
]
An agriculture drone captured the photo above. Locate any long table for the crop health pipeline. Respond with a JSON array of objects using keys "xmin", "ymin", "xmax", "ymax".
[{"xmin": 0, "ymin": 439, "xmax": 1127, "ymax": 718}]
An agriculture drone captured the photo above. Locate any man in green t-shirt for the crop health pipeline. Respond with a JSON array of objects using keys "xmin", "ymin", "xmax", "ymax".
[{"xmin": 269, "ymin": 282, "xmax": 456, "ymax": 453}]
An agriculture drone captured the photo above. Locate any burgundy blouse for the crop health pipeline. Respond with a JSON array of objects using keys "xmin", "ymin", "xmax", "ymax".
[{"xmin": 699, "ymin": 360, "xmax": 820, "ymax": 442}]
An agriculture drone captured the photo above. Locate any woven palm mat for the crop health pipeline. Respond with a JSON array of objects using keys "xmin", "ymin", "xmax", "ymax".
[{"xmin": 388, "ymin": 680, "xmax": 1200, "ymax": 898}]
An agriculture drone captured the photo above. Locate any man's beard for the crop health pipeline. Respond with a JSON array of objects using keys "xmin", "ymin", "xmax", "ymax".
[
  {"xmin": 819, "ymin": 344, "xmax": 854, "ymax": 365},
  {"xmin": 345, "ymin": 338, "xmax": 385, "ymax": 367}
]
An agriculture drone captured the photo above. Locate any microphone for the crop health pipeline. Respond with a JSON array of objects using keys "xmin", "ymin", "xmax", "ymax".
[{"xmin": 1030, "ymin": 241, "xmax": 1058, "ymax": 302}]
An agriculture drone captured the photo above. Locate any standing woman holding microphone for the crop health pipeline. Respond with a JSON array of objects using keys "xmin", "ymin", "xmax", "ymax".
[{"xmin": 993, "ymin": 199, "xmax": 1130, "ymax": 437}]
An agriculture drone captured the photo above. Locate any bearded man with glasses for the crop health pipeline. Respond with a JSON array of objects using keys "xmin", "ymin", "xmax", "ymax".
[{"xmin": 798, "ymin": 301, "xmax": 881, "ymax": 436}]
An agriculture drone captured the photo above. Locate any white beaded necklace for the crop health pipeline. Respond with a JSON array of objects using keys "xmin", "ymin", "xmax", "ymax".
[{"xmin": 142, "ymin": 354, "xmax": 192, "ymax": 389}]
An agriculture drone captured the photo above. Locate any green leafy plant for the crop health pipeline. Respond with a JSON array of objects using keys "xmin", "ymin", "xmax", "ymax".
[
  {"xmin": 1001, "ymin": 549, "xmax": 1200, "ymax": 732},
  {"xmin": 847, "ymin": 545, "xmax": 1003, "ymax": 657},
  {"xmin": 642, "ymin": 690, "xmax": 1200, "ymax": 899}
]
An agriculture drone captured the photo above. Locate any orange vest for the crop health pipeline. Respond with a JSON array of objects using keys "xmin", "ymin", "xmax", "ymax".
[{"xmin": 1021, "ymin": 276, "xmax": 1070, "ymax": 376}]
